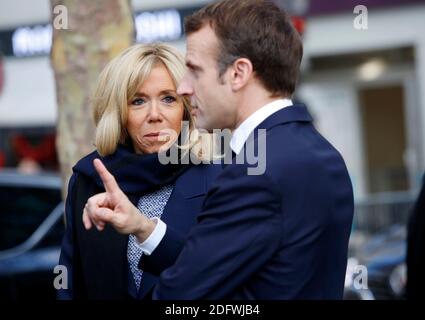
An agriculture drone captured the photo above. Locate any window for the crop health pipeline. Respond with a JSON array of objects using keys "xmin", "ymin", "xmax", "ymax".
[{"xmin": 0, "ymin": 185, "xmax": 61, "ymax": 250}]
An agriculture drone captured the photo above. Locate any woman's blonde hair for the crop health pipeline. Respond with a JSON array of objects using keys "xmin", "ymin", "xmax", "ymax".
[{"xmin": 92, "ymin": 43, "xmax": 214, "ymax": 160}]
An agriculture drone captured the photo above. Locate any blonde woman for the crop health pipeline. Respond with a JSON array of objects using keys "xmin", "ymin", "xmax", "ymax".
[{"xmin": 57, "ymin": 43, "xmax": 222, "ymax": 300}]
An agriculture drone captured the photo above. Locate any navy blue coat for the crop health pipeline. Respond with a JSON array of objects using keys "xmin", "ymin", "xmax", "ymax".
[
  {"xmin": 58, "ymin": 147, "xmax": 222, "ymax": 299},
  {"xmin": 143, "ymin": 104, "xmax": 354, "ymax": 299}
]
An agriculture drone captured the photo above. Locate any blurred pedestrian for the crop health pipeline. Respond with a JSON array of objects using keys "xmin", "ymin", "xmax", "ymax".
[{"xmin": 407, "ymin": 174, "xmax": 425, "ymax": 299}]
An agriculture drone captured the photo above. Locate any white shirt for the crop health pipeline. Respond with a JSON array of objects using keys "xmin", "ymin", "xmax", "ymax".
[
  {"xmin": 135, "ymin": 217, "xmax": 167, "ymax": 255},
  {"xmin": 137, "ymin": 98, "xmax": 293, "ymax": 254},
  {"xmin": 230, "ymin": 98, "xmax": 293, "ymax": 154}
]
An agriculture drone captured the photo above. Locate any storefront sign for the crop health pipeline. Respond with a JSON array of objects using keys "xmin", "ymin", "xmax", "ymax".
[{"xmin": 0, "ymin": 6, "xmax": 199, "ymax": 58}]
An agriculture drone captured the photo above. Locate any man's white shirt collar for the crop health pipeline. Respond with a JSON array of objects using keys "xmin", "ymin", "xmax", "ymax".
[{"xmin": 230, "ymin": 98, "xmax": 293, "ymax": 154}]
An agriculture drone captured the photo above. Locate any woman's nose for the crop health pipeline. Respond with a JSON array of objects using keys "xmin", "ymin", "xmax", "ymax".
[{"xmin": 147, "ymin": 101, "xmax": 162, "ymax": 122}]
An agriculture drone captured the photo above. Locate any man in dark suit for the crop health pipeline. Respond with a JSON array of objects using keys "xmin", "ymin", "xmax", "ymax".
[
  {"xmin": 407, "ymin": 176, "xmax": 425, "ymax": 299},
  {"xmin": 85, "ymin": 0, "xmax": 354, "ymax": 299}
]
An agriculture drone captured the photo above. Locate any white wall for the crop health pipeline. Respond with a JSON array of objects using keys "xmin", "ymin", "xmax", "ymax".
[
  {"xmin": 298, "ymin": 63, "xmax": 421, "ymax": 198},
  {"xmin": 303, "ymin": 4, "xmax": 425, "ymax": 172},
  {"xmin": 0, "ymin": 0, "xmax": 51, "ymax": 29},
  {"xmin": 0, "ymin": 57, "xmax": 56, "ymax": 127}
]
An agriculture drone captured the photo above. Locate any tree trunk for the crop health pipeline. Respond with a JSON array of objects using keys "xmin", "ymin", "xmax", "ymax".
[{"xmin": 50, "ymin": 0, "xmax": 134, "ymax": 198}]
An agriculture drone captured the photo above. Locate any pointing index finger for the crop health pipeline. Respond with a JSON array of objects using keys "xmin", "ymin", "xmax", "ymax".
[{"xmin": 93, "ymin": 158, "xmax": 120, "ymax": 194}]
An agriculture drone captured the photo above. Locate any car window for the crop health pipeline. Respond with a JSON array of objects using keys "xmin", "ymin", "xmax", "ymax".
[{"xmin": 0, "ymin": 185, "xmax": 62, "ymax": 250}]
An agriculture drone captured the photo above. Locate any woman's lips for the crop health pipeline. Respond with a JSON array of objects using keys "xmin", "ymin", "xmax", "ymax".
[
  {"xmin": 144, "ymin": 132, "xmax": 161, "ymax": 137},
  {"xmin": 144, "ymin": 132, "xmax": 170, "ymax": 141}
]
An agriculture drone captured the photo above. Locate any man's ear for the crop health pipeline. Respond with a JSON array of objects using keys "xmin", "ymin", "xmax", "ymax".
[{"xmin": 230, "ymin": 58, "xmax": 253, "ymax": 91}]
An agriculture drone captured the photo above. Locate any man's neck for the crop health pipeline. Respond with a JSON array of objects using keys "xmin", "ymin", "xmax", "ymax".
[{"xmin": 234, "ymin": 88, "xmax": 287, "ymax": 130}]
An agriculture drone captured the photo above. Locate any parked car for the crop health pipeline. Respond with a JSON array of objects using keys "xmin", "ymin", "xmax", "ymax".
[
  {"xmin": 344, "ymin": 224, "xmax": 407, "ymax": 300},
  {"xmin": 0, "ymin": 169, "xmax": 64, "ymax": 300}
]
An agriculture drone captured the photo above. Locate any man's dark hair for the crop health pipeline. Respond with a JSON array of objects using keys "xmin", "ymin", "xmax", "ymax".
[{"xmin": 185, "ymin": 0, "xmax": 303, "ymax": 97}]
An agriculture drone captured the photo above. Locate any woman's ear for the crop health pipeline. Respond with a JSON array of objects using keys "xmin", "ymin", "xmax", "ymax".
[{"xmin": 230, "ymin": 58, "xmax": 253, "ymax": 92}]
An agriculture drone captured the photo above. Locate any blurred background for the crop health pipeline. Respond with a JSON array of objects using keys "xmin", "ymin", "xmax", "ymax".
[{"xmin": 1, "ymin": 0, "xmax": 424, "ymax": 300}]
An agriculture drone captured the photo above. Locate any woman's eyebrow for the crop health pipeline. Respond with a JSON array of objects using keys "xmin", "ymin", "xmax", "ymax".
[
  {"xmin": 159, "ymin": 89, "xmax": 177, "ymax": 95},
  {"xmin": 133, "ymin": 92, "xmax": 145, "ymax": 97},
  {"xmin": 132, "ymin": 89, "xmax": 177, "ymax": 97}
]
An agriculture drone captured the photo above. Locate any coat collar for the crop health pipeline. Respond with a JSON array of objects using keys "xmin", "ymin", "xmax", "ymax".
[{"xmin": 255, "ymin": 103, "xmax": 313, "ymax": 131}]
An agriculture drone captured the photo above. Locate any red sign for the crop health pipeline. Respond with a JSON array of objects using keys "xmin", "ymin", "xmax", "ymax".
[{"xmin": 291, "ymin": 16, "xmax": 306, "ymax": 35}]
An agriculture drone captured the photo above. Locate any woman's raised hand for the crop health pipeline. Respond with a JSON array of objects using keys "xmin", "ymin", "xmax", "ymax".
[{"xmin": 83, "ymin": 159, "xmax": 155, "ymax": 241}]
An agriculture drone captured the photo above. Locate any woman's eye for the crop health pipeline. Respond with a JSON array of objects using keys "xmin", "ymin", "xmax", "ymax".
[
  {"xmin": 131, "ymin": 98, "xmax": 145, "ymax": 106},
  {"xmin": 162, "ymin": 96, "xmax": 176, "ymax": 104}
]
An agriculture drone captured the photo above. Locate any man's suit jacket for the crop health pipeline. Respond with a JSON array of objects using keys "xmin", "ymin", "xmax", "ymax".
[{"xmin": 141, "ymin": 104, "xmax": 354, "ymax": 299}]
